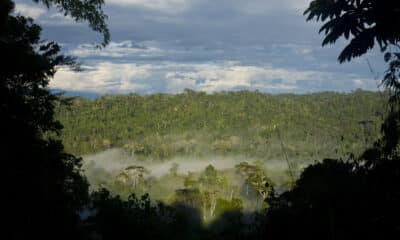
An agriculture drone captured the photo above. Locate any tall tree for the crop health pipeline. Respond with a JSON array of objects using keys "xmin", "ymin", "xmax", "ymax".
[
  {"xmin": 0, "ymin": 0, "xmax": 108, "ymax": 238},
  {"xmin": 265, "ymin": 2, "xmax": 400, "ymax": 239},
  {"xmin": 305, "ymin": 0, "xmax": 400, "ymax": 160}
]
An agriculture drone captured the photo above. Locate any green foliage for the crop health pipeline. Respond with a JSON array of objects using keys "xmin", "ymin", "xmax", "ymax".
[
  {"xmin": 56, "ymin": 90, "xmax": 386, "ymax": 161},
  {"xmin": 214, "ymin": 198, "xmax": 243, "ymax": 217},
  {"xmin": 99, "ymin": 161, "xmax": 272, "ymax": 221},
  {"xmin": 235, "ymin": 162, "xmax": 274, "ymax": 208},
  {"xmin": 184, "ymin": 171, "xmax": 198, "ymax": 188}
]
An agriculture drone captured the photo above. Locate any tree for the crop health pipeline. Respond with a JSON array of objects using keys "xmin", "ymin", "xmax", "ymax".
[
  {"xmin": 305, "ymin": 0, "xmax": 400, "ymax": 101},
  {"xmin": 264, "ymin": 2, "xmax": 400, "ymax": 239},
  {"xmin": 305, "ymin": 0, "xmax": 400, "ymax": 160},
  {"xmin": 0, "ymin": 0, "xmax": 108, "ymax": 238},
  {"xmin": 183, "ymin": 171, "xmax": 197, "ymax": 188},
  {"xmin": 169, "ymin": 162, "xmax": 179, "ymax": 177},
  {"xmin": 35, "ymin": 0, "xmax": 110, "ymax": 45},
  {"xmin": 305, "ymin": 0, "xmax": 400, "ymax": 62},
  {"xmin": 199, "ymin": 164, "xmax": 218, "ymax": 188},
  {"xmin": 124, "ymin": 165, "xmax": 149, "ymax": 192},
  {"xmin": 87, "ymin": 189, "xmax": 179, "ymax": 240}
]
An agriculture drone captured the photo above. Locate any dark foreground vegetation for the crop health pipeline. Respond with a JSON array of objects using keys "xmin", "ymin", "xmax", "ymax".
[{"xmin": 1, "ymin": 0, "xmax": 399, "ymax": 239}]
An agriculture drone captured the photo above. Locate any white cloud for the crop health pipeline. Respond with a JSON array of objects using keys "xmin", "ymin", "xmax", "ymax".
[
  {"xmin": 52, "ymin": 62, "xmax": 151, "ymax": 93},
  {"xmin": 14, "ymin": 2, "xmax": 80, "ymax": 26},
  {"xmin": 282, "ymin": 44, "xmax": 313, "ymax": 55},
  {"xmin": 353, "ymin": 79, "xmax": 363, "ymax": 86},
  {"xmin": 51, "ymin": 61, "xmax": 376, "ymax": 94},
  {"xmin": 69, "ymin": 41, "xmax": 164, "ymax": 58},
  {"xmin": 165, "ymin": 63, "xmax": 323, "ymax": 92},
  {"xmin": 353, "ymin": 78, "xmax": 379, "ymax": 89},
  {"xmin": 14, "ymin": 3, "xmax": 46, "ymax": 19}
]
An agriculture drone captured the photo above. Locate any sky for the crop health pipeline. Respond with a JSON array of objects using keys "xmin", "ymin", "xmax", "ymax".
[{"xmin": 15, "ymin": 0, "xmax": 386, "ymax": 95}]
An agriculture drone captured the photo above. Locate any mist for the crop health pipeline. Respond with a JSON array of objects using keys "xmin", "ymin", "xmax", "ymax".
[
  {"xmin": 82, "ymin": 148, "xmax": 307, "ymax": 179},
  {"xmin": 82, "ymin": 148, "xmax": 312, "ymax": 207}
]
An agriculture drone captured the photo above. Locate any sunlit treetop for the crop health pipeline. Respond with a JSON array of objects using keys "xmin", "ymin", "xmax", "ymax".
[{"xmin": 305, "ymin": 0, "xmax": 400, "ymax": 63}]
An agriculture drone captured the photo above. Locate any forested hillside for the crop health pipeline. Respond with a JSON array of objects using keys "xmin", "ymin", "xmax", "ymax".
[{"xmin": 56, "ymin": 89, "xmax": 387, "ymax": 161}]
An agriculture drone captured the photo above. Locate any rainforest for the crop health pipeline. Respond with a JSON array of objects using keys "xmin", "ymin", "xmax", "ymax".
[
  {"xmin": 51, "ymin": 89, "xmax": 394, "ymax": 237},
  {"xmin": 2, "ymin": 0, "xmax": 400, "ymax": 239}
]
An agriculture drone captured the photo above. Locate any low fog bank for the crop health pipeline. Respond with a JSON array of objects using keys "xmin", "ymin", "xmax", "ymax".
[{"xmin": 82, "ymin": 148, "xmax": 311, "ymax": 182}]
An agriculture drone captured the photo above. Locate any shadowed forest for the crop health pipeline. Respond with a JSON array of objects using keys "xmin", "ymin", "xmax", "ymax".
[{"xmin": 2, "ymin": 0, "xmax": 400, "ymax": 240}]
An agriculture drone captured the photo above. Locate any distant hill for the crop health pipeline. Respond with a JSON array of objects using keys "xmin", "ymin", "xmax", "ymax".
[
  {"xmin": 55, "ymin": 89, "xmax": 388, "ymax": 161},
  {"xmin": 51, "ymin": 89, "xmax": 100, "ymax": 99}
]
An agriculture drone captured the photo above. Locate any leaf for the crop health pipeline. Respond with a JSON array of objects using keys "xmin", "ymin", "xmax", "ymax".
[{"xmin": 384, "ymin": 52, "xmax": 392, "ymax": 62}]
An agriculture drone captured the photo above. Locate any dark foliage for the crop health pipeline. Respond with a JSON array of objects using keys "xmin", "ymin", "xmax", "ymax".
[
  {"xmin": 305, "ymin": 0, "xmax": 400, "ymax": 104},
  {"xmin": 34, "ymin": 0, "xmax": 110, "ymax": 46},
  {"xmin": 266, "ymin": 158, "xmax": 400, "ymax": 240},
  {"xmin": 305, "ymin": 0, "xmax": 400, "ymax": 63},
  {"xmin": 84, "ymin": 189, "xmax": 266, "ymax": 240},
  {"xmin": 383, "ymin": 50, "xmax": 400, "ymax": 103},
  {"xmin": 1, "ymin": 1, "xmax": 89, "ymax": 238},
  {"xmin": 85, "ymin": 189, "xmax": 179, "ymax": 240},
  {"xmin": 265, "ymin": 2, "xmax": 400, "ymax": 239}
]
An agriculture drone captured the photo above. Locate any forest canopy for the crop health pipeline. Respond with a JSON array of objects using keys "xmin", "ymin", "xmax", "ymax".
[{"xmin": 56, "ymin": 90, "xmax": 387, "ymax": 161}]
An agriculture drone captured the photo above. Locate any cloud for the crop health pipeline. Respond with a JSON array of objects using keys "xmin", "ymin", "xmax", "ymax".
[
  {"xmin": 14, "ymin": 3, "xmax": 46, "ymax": 19},
  {"xmin": 164, "ymin": 63, "xmax": 329, "ymax": 92},
  {"xmin": 276, "ymin": 44, "xmax": 313, "ymax": 56},
  {"xmin": 14, "ymin": 2, "xmax": 80, "ymax": 26},
  {"xmin": 38, "ymin": 12, "xmax": 78, "ymax": 26},
  {"xmin": 236, "ymin": 0, "xmax": 311, "ymax": 15},
  {"xmin": 353, "ymin": 78, "xmax": 379, "ymax": 89},
  {"xmin": 52, "ymin": 62, "xmax": 151, "ymax": 93},
  {"xmin": 32, "ymin": 0, "xmax": 382, "ymax": 94},
  {"xmin": 101, "ymin": 0, "xmax": 312, "ymax": 20},
  {"xmin": 106, "ymin": 0, "xmax": 191, "ymax": 14},
  {"xmin": 166, "ymin": 65, "xmax": 265, "ymax": 92},
  {"xmin": 51, "ymin": 61, "xmax": 378, "ymax": 94},
  {"xmin": 69, "ymin": 41, "xmax": 163, "ymax": 58}
]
